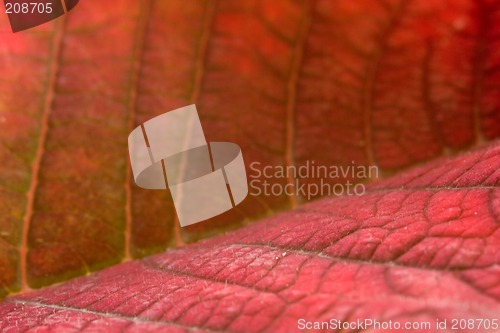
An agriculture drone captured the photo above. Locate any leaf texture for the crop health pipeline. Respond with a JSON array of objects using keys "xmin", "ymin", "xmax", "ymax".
[
  {"xmin": 0, "ymin": 141, "xmax": 499, "ymax": 332},
  {"xmin": 0, "ymin": 0, "xmax": 499, "ymax": 295}
]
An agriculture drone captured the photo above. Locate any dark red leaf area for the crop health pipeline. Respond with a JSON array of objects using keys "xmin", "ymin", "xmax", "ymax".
[{"xmin": 0, "ymin": 142, "xmax": 499, "ymax": 332}]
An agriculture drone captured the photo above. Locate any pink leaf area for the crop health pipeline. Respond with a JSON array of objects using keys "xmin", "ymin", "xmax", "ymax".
[{"xmin": 0, "ymin": 142, "xmax": 498, "ymax": 332}]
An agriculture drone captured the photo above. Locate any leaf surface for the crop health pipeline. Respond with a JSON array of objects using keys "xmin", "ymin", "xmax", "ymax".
[
  {"xmin": 0, "ymin": 141, "xmax": 498, "ymax": 332},
  {"xmin": 0, "ymin": 0, "xmax": 499, "ymax": 295}
]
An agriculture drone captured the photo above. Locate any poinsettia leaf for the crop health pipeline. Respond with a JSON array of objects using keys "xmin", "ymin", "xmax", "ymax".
[
  {"xmin": 0, "ymin": 142, "xmax": 498, "ymax": 332},
  {"xmin": 0, "ymin": 0, "xmax": 499, "ymax": 296}
]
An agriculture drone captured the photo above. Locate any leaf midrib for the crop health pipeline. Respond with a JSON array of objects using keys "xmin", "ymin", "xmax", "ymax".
[{"xmin": 20, "ymin": 17, "xmax": 67, "ymax": 292}]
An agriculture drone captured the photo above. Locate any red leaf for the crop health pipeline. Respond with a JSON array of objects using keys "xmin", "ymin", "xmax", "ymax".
[
  {"xmin": 0, "ymin": 142, "xmax": 498, "ymax": 332},
  {"xmin": 1, "ymin": 0, "xmax": 499, "ymax": 296}
]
